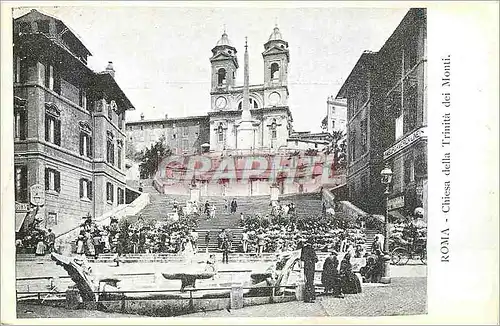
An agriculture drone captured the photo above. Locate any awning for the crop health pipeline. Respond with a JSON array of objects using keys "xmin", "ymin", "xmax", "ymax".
[
  {"xmin": 15, "ymin": 212, "xmax": 27, "ymax": 232},
  {"xmin": 388, "ymin": 210, "xmax": 406, "ymax": 221}
]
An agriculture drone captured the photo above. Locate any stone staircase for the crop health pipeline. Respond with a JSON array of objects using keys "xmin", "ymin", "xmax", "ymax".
[{"xmin": 131, "ymin": 192, "xmax": 325, "ymax": 253}]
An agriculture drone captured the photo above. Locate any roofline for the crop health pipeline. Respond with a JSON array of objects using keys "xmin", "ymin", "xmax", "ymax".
[
  {"xmin": 126, "ymin": 115, "xmax": 209, "ymax": 125},
  {"xmin": 378, "ymin": 8, "xmax": 426, "ymax": 57},
  {"xmin": 335, "ymin": 51, "xmax": 377, "ymax": 99},
  {"xmin": 287, "ymin": 138, "xmax": 330, "ymax": 145},
  {"xmin": 14, "ymin": 9, "xmax": 92, "ymax": 56},
  {"xmin": 96, "ymin": 73, "xmax": 135, "ymax": 112}
]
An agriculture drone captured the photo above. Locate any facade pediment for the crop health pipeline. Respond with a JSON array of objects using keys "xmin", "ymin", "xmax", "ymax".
[
  {"xmin": 210, "ymin": 52, "xmax": 235, "ymax": 61},
  {"xmin": 262, "ymin": 46, "xmax": 289, "ymax": 57}
]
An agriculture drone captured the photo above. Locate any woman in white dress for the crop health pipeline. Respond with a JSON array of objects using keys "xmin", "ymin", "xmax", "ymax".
[{"xmin": 183, "ymin": 238, "xmax": 195, "ymax": 264}]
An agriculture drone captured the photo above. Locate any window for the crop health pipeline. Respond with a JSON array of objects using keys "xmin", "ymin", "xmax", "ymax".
[
  {"xmin": 217, "ymin": 124, "xmax": 225, "ymax": 143},
  {"xmin": 107, "ymin": 139, "xmax": 115, "ymax": 165},
  {"xmin": 37, "ymin": 20, "xmax": 50, "ymax": 34},
  {"xmin": 79, "ymin": 178, "xmax": 93, "ymax": 200},
  {"xmin": 14, "ymin": 165, "xmax": 27, "ymax": 203},
  {"xmin": 271, "ymin": 63, "xmax": 280, "ymax": 80},
  {"xmin": 182, "ymin": 139, "xmax": 189, "ymax": 150},
  {"xmin": 118, "ymin": 188, "xmax": 125, "ymax": 204},
  {"xmin": 360, "ymin": 119, "xmax": 368, "ymax": 152},
  {"xmin": 45, "ymin": 110, "xmax": 61, "ymax": 146},
  {"xmin": 79, "ymin": 90, "xmax": 87, "ymax": 110},
  {"xmin": 172, "ymin": 134, "xmax": 177, "ymax": 140},
  {"xmin": 106, "ymin": 182, "xmax": 114, "ymax": 203},
  {"xmin": 395, "ymin": 113, "xmax": 404, "ymax": 139},
  {"xmin": 217, "ymin": 68, "xmax": 227, "ymax": 85},
  {"xmin": 331, "ymin": 120, "xmax": 336, "ymax": 131},
  {"xmin": 238, "ymin": 98, "xmax": 259, "ymax": 110},
  {"xmin": 14, "ymin": 56, "xmax": 28, "ymax": 84},
  {"xmin": 44, "ymin": 64, "xmax": 54, "ymax": 90},
  {"xmin": 14, "ymin": 110, "xmax": 27, "ymax": 140},
  {"xmin": 45, "ymin": 168, "xmax": 61, "ymax": 193},
  {"xmin": 349, "ymin": 131, "xmax": 356, "ymax": 161},
  {"xmin": 270, "ymin": 119, "xmax": 278, "ymax": 140},
  {"xmin": 117, "ymin": 144, "xmax": 122, "ymax": 169},
  {"xmin": 182, "ymin": 126, "xmax": 189, "ymax": 137},
  {"xmin": 79, "ymin": 132, "xmax": 92, "ymax": 158}
]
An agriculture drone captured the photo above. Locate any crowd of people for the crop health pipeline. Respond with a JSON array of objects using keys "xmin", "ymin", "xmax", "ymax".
[
  {"xmin": 15, "ymin": 215, "xmax": 55, "ymax": 255},
  {"xmin": 238, "ymin": 202, "xmax": 368, "ymax": 256}
]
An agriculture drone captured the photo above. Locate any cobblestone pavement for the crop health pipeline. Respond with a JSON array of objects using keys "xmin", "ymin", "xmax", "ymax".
[
  {"xmin": 15, "ymin": 259, "xmax": 426, "ymax": 318},
  {"xmin": 16, "ymin": 303, "xmax": 139, "ymax": 319},
  {"xmin": 184, "ymin": 277, "xmax": 427, "ymax": 317}
]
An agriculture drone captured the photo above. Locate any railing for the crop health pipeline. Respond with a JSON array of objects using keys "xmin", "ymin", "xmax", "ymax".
[
  {"xmin": 55, "ymin": 193, "xmax": 151, "ymax": 246},
  {"xmin": 17, "ymin": 284, "xmax": 297, "ymax": 299},
  {"xmin": 16, "ymin": 284, "xmax": 298, "ymax": 314}
]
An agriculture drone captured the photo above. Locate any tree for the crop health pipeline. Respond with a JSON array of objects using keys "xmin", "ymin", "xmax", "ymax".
[
  {"xmin": 137, "ymin": 135, "xmax": 172, "ymax": 179},
  {"xmin": 125, "ymin": 139, "xmax": 140, "ymax": 162}
]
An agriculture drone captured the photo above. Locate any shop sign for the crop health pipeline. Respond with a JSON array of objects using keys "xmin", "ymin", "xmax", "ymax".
[
  {"xmin": 15, "ymin": 202, "xmax": 29, "ymax": 212},
  {"xmin": 387, "ymin": 195, "xmax": 405, "ymax": 211},
  {"xmin": 30, "ymin": 184, "xmax": 45, "ymax": 206},
  {"xmin": 384, "ymin": 127, "xmax": 427, "ymax": 159}
]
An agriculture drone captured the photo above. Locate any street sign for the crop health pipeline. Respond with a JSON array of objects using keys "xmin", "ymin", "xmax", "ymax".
[
  {"xmin": 387, "ymin": 195, "xmax": 405, "ymax": 211},
  {"xmin": 15, "ymin": 202, "xmax": 29, "ymax": 212},
  {"xmin": 30, "ymin": 184, "xmax": 45, "ymax": 206}
]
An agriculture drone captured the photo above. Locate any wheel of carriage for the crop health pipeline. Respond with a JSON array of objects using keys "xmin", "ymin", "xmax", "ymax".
[
  {"xmin": 390, "ymin": 247, "xmax": 410, "ymax": 265},
  {"xmin": 420, "ymin": 248, "xmax": 427, "ymax": 265}
]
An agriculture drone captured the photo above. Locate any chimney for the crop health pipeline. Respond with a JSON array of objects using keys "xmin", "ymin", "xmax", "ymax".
[
  {"xmin": 140, "ymin": 113, "xmax": 144, "ymax": 120},
  {"xmin": 105, "ymin": 61, "xmax": 115, "ymax": 78},
  {"xmin": 165, "ymin": 114, "xmax": 168, "ymax": 120}
]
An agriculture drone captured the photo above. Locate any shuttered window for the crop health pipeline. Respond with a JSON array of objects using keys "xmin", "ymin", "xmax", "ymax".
[
  {"xmin": 106, "ymin": 182, "xmax": 114, "ymax": 203},
  {"xmin": 14, "ymin": 110, "xmax": 27, "ymax": 140},
  {"xmin": 44, "ymin": 168, "xmax": 61, "ymax": 193},
  {"xmin": 79, "ymin": 178, "xmax": 93, "ymax": 200},
  {"xmin": 15, "ymin": 165, "xmax": 28, "ymax": 203}
]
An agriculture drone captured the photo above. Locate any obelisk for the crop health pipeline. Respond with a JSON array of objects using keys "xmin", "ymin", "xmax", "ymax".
[{"xmin": 236, "ymin": 37, "xmax": 258, "ymax": 149}]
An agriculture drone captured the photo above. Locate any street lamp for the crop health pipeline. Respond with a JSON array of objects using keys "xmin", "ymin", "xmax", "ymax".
[{"xmin": 380, "ymin": 164, "xmax": 393, "ymax": 284}]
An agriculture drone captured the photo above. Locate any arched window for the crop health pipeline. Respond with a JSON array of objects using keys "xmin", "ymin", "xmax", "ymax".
[
  {"xmin": 270, "ymin": 118, "xmax": 278, "ymax": 140},
  {"xmin": 271, "ymin": 63, "xmax": 280, "ymax": 80},
  {"xmin": 217, "ymin": 123, "xmax": 225, "ymax": 142},
  {"xmin": 217, "ymin": 68, "xmax": 227, "ymax": 85},
  {"xmin": 238, "ymin": 98, "xmax": 259, "ymax": 110}
]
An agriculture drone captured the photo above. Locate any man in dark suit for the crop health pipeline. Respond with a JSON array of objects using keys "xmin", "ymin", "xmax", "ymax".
[{"xmin": 300, "ymin": 237, "xmax": 318, "ymax": 303}]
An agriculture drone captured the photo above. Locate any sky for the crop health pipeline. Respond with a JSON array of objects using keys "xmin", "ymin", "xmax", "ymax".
[{"xmin": 13, "ymin": 5, "xmax": 409, "ymax": 132}]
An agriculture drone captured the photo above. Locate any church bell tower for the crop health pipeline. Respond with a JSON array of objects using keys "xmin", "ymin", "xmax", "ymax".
[
  {"xmin": 210, "ymin": 31, "xmax": 238, "ymax": 112},
  {"xmin": 262, "ymin": 24, "xmax": 290, "ymax": 108}
]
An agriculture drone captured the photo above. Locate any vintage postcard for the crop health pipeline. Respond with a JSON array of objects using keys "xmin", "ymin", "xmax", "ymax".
[{"xmin": 1, "ymin": 1, "xmax": 498, "ymax": 325}]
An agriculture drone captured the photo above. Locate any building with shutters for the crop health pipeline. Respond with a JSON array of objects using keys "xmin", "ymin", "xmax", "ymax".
[
  {"xmin": 336, "ymin": 8, "xmax": 427, "ymax": 218},
  {"xmin": 13, "ymin": 9, "xmax": 135, "ymax": 235}
]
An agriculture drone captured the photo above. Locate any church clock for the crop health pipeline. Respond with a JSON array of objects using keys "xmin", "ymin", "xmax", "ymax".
[{"xmin": 215, "ymin": 96, "xmax": 227, "ymax": 110}]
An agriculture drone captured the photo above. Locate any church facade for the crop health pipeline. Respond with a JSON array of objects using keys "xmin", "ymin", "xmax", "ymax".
[
  {"xmin": 208, "ymin": 27, "xmax": 292, "ymax": 152},
  {"xmin": 126, "ymin": 25, "xmax": 293, "ymax": 155}
]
